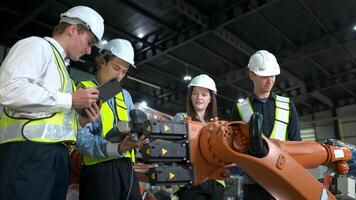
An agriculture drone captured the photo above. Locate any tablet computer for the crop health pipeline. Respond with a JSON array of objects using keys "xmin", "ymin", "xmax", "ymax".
[
  {"xmin": 76, "ymin": 78, "xmax": 122, "ymax": 117},
  {"xmin": 97, "ymin": 78, "xmax": 122, "ymax": 102}
]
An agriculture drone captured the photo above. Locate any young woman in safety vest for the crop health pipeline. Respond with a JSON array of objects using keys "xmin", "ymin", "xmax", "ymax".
[
  {"xmin": 76, "ymin": 38, "xmax": 147, "ymax": 200},
  {"xmin": 173, "ymin": 74, "xmax": 225, "ymax": 200}
]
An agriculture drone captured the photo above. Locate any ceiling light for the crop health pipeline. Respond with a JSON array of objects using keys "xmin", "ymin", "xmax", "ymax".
[
  {"xmin": 95, "ymin": 40, "xmax": 108, "ymax": 49},
  {"xmin": 183, "ymin": 75, "xmax": 192, "ymax": 81},
  {"xmin": 138, "ymin": 33, "xmax": 144, "ymax": 38},
  {"xmin": 354, "ymin": 26, "xmax": 356, "ymax": 31},
  {"xmin": 140, "ymin": 101, "xmax": 147, "ymax": 107},
  {"xmin": 183, "ymin": 64, "xmax": 191, "ymax": 81}
]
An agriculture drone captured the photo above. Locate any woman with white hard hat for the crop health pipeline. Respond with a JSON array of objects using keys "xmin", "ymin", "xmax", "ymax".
[
  {"xmin": 0, "ymin": 6, "xmax": 104, "ymax": 200},
  {"xmin": 174, "ymin": 74, "xmax": 217, "ymax": 122},
  {"xmin": 174, "ymin": 74, "xmax": 225, "ymax": 200},
  {"xmin": 76, "ymin": 38, "xmax": 146, "ymax": 200}
]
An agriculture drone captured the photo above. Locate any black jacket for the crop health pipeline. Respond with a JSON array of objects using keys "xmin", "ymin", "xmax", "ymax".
[{"xmin": 230, "ymin": 92, "xmax": 301, "ymax": 141}]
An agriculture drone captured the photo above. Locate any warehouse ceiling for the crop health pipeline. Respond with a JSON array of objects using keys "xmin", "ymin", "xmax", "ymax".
[{"xmin": 1, "ymin": 0, "xmax": 356, "ymax": 118}]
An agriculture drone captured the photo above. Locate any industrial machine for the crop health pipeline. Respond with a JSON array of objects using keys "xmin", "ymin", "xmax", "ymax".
[
  {"xmin": 184, "ymin": 114, "xmax": 352, "ymax": 200},
  {"xmin": 121, "ymin": 109, "xmax": 353, "ymax": 200}
]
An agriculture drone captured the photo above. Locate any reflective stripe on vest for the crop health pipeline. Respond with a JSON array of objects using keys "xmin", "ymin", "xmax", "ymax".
[
  {"xmin": 236, "ymin": 98, "xmax": 253, "ymax": 122},
  {"xmin": 236, "ymin": 95, "xmax": 290, "ymax": 141},
  {"xmin": 270, "ymin": 95, "xmax": 290, "ymax": 140},
  {"xmin": 216, "ymin": 179, "xmax": 226, "ymax": 187},
  {"xmin": 0, "ymin": 41, "xmax": 77, "ymax": 144},
  {"xmin": 77, "ymin": 81, "xmax": 135, "ymax": 165}
]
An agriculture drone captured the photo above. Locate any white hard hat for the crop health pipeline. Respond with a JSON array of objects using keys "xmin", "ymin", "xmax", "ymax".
[
  {"xmin": 248, "ymin": 50, "xmax": 280, "ymax": 76},
  {"xmin": 100, "ymin": 39, "xmax": 137, "ymax": 68},
  {"xmin": 60, "ymin": 6, "xmax": 104, "ymax": 43},
  {"xmin": 188, "ymin": 74, "xmax": 217, "ymax": 94}
]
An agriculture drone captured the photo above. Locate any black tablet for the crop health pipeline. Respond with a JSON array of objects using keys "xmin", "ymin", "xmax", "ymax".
[
  {"xmin": 76, "ymin": 78, "xmax": 122, "ymax": 117},
  {"xmin": 97, "ymin": 78, "xmax": 122, "ymax": 102}
]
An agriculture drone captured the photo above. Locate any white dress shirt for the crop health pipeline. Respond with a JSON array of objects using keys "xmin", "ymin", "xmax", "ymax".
[{"xmin": 0, "ymin": 36, "xmax": 72, "ymax": 118}]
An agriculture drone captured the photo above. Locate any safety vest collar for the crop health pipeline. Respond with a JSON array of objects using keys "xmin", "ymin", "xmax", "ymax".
[{"xmin": 44, "ymin": 37, "xmax": 70, "ymax": 66}]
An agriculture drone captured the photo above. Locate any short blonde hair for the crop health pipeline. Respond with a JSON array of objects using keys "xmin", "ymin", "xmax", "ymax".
[{"xmin": 52, "ymin": 22, "xmax": 89, "ymax": 36}]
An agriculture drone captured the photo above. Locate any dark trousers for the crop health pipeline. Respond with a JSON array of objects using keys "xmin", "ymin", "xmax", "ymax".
[
  {"xmin": 243, "ymin": 184, "xmax": 275, "ymax": 200},
  {"xmin": 79, "ymin": 158, "xmax": 141, "ymax": 200},
  {"xmin": 0, "ymin": 141, "xmax": 71, "ymax": 200},
  {"xmin": 177, "ymin": 179, "xmax": 225, "ymax": 200}
]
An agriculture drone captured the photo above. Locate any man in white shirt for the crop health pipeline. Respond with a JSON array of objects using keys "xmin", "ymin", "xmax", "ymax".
[{"xmin": 0, "ymin": 6, "xmax": 104, "ymax": 200}]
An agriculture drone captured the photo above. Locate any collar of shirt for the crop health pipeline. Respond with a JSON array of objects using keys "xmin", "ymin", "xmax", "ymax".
[
  {"xmin": 44, "ymin": 37, "xmax": 70, "ymax": 66},
  {"xmin": 249, "ymin": 92, "xmax": 276, "ymax": 103}
]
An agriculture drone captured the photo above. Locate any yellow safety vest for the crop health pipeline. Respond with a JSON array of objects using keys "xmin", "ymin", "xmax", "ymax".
[
  {"xmin": 236, "ymin": 95, "xmax": 290, "ymax": 141},
  {"xmin": 77, "ymin": 80, "xmax": 135, "ymax": 165},
  {"xmin": 0, "ymin": 41, "xmax": 77, "ymax": 144}
]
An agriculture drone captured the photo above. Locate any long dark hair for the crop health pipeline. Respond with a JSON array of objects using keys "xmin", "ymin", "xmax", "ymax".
[{"xmin": 186, "ymin": 86, "xmax": 217, "ymax": 122}]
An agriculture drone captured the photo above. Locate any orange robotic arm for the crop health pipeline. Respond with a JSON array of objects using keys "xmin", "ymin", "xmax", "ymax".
[{"xmin": 187, "ymin": 116, "xmax": 352, "ymax": 200}]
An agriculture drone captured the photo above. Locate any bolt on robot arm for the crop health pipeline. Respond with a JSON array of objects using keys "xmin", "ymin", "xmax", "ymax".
[{"xmin": 189, "ymin": 113, "xmax": 351, "ymax": 200}]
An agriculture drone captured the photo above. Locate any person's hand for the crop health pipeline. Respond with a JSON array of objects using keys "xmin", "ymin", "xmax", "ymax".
[
  {"xmin": 78, "ymin": 101, "xmax": 101, "ymax": 126},
  {"xmin": 72, "ymin": 88, "xmax": 99, "ymax": 109},
  {"xmin": 118, "ymin": 134, "xmax": 148, "ymax": 153}
]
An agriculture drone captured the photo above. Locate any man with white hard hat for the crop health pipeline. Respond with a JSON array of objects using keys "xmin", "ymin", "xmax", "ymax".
[
  {"xmin": 0, "ymin": 6, "xmax": 104, "ymax": 200},
  {"xmin": 230, "ymin": 50, "xmax": 301, "ymax": 200},
  {"xmin": 76, "ymin": 38, "xmax": 147, "ymax": 200}
]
